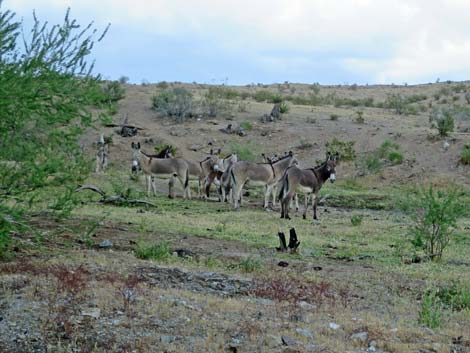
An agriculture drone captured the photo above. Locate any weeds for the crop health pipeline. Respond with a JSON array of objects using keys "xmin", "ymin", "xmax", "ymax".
[
  {"xmin": 235, "ymin": 257, "xmax": 261, "ymax": 273},
  {"xmin": 355, "ymin": 111, "xmax": 365, "ymax": 124},
  {"xmin": 325, "ymin": 138, "xmax": 356, "ymax": 161},
  {"xmin": 419, "ymin": 290, "xmax": 444, "ymax": 328},
  {"xmin": 351, "ymin": 215, "xmax": 363, "ymax": 226},
  {"xmin": 459, "ymin": 144, "xmax": 470, "ymax": 165},
  {"xmin": 240, "ymin": 121, "xmax": 253, "ymax": 131},
  {"xmin": 134, "ymin": 241, "xmax": 171, "ymax": 261}
]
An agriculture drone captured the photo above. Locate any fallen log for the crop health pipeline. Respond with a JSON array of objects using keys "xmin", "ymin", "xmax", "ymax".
[{"xmin": 75, "ymin": 185, "xmax": 157, "ymax": 207}]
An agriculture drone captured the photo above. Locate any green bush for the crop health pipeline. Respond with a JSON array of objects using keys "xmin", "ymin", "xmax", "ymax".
[
  {"xmin": 201, "ymin": 86, "xmax": 233, "ymax": 117},
  {"xmin": 430, "ymin": 108, "xmax": 454, "ymax": 137},
  {"xmin": 365, "ymin": 155, "xmax": 383, "ymax": 173},
  {"xmin": 350, "ymin": 215, "xmax": 363, "ymax": 226},
  {"xmin": 401, "ymin": 186, "xmax": 463, "ymax": 261},
  {"xmin": 460, "ymin": 144, "xmax": 470, "ymax": 165},
  {"xmin": 432, "ymin": 282, "xmax": 470, "ymax": 311},
  {"xmin": 240, "ymin": 121, "xmax": 253, "ymax": 131},
  {"xmin": 279, "ymin": 101, "xmax": 290, "ymax": 113},
  {"xmin": 355, "ymin": 111, "xmax": 365, "ymax": 124},
  {"xmin": 151, "ymin": 87, "xmax": 194, "ymax": 121},
  {"xmin": 236, "ymin": 257, "xmax": 261, "ymax": 273},
  {"xmin": 134, "ymin": 241, "xmax": 171, "ymax": 261},
  {"xmin": 253, "ymin": 90, "xmax": 273, "ymax": 102},
  {"xmin": 325, "ymin": 138, "xmax": 356, "ymax": 161},
  {"xmin": 230, "ymin": 142, "xmax": 256, "ymax": 161},
  {"xmin": 102, "ymin": 81, "xmax": 125, "ymax": 102},
  {"xmin": 0, "ymin": 5, "xmax": 109, "ymax": 254},
  {"xmin": 330, "ymin": 114, "xmax": 339, "ymax": 121},
  {"xmin": 419, "ymin": 290, "xmax": 444, "ymax": 328},
  {"xmin": 388, "ymin": 151, "xmax": 404, "ymax": 165}
]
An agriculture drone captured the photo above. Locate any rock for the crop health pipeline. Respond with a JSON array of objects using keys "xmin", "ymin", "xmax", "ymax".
[
  {"xmin": 160, "ymin": 335, "xmax": 176, "ymax": 344},
  {"xmin": 189, "ymin": 144, "xmax": 203, "ymax": 151},
  {"xmin": 329, "ymin": 322, "xmax": 340, "ymax": 330},
  {"xmin": 81, "ymin": 308, "xmax": 101, "ymax": 319},
  {"xmin": 351, "ymin": 332, "xmax": 368, "ymax": 343},
  {"xmin": 296, "ymin": 328, "xmax": 314, "ymax": 339},
  {"xmin": 99, "ymin": 240, "xmax": 112, "ymax": 248},
  {"xmin": 281, "ymin": 336, "xmax": 297, "ymax": 346},
  {"xmin": 278, "ymin": 261, "xmax": 289, "ymax": 267},
  {"xmin": 264, "ymin": 335, "xmax": 281, "ymax": 348},
  {"xmin": 368, "ymin": 340, "xmax": 377, "ymax": 352},
  {"xmin": 298, "ymin": 301, "xmax": 316, "ymax": 311}
]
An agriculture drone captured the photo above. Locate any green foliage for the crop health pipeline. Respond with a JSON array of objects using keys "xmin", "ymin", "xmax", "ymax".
[
  {"xmin": 401, "ymin": 186, "xmax": 463, "ymax": 261},
  {"xmin": 388, "ymin": 151, "xmax": 404, "ymax": 165},
  {"xmin": 350, "ymin": 215, "xmax": 363, "ymax": 226},
  {"xmin": 432, "ymin": 282, "xmax": 470, "ymax": 311},
  {"xmin": 378, "ymin": 140, "xmax": 399, "ymax": 159},
  {"xmin": 201, "ymin": 86, "xmax": 236, "ymax": 117},
  {"xmin": 0, "ymin": 3, "xmax": 109, "ymax": 250},
  {"xmin": 430, "ymin": 108, "xmax": 455, "ymax": 137},
  {"xmin": 230, "ymin": 142, "xmax": 256, "ymax": 161},
  {"xmin": 118, "ymin": 76, "xmax": 129, "ymax": 84},
  {"xmin": 253, "ymin": 90, "xmax": 273, "ymax": 102},
  {"xmin": 151, "ymin": 87, "xmax": 194, "ymax": 121},
  {"xmin": 355, "ymin": 111, "xmax": 365, "ymax": 124},
  {"xmin": 134, "ymin": 241, "xmax": 171, "ymax": 261},
  {"xmin": 419, "ymin": 290, "xmax": 444, "ymax": 328},
  {"xmin": 325, "ymin": 138, "xmax": 356, "ymax": 161},
  {"xmin": 364, "ymin": 155, "xmax": 383, "ymax": 174},
  {"xmin": 102, "ymin": 81, "xmax": 125, "ymax": 102},
  {"xmin": 460, "ymin": 144, "xmax": 470, "ymax": 165},
  {"xmin": 240, "ymin": 121, "xmax": 253, "ymax": 131},
  {"xmin": 330, "ymin": 114, "xmax": 339, "ymax": 121},
  {"xmin": 279, "ymin": 101, "xmax": 290, "ymax": 114},
  {"xmin": 236, "ymin": 257, "xmax": 261, "ymax": 273},
  {"xmin": 156, "ymin": 81, "xmax": 169, "ymax": 89},
  {"xmin": 269, "ymin": 93, "xmax": 283, "ymax": 104}
]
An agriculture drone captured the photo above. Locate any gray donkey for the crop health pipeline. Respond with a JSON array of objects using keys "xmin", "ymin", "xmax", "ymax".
[
  {"xmin": 279, "ymin": 153, "xmax": 338, "ymax": 221},
  {"xmin": 131, "ymin": 142, "xmax": 191, "ymax": 199},
  {"xmin": 231, "ymin": 152, "xmax": 298, "ymax": 209}
]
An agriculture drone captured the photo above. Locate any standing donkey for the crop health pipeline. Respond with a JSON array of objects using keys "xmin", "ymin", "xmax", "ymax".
[
  {"xmin": 230, "ymin": 152, "xmax": 298, "ymax": 209},
  {"xmin": 131, "ymin": 142, "xmax": 191, "ymax": 199},
  {"xmin": 278, "ymin": 153, "xmax": 338, "ymax": 221}
]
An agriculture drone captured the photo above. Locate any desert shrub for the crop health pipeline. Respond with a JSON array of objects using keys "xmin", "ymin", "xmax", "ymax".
[
  {"xmin": 237, "ymin": 100, "xmax": 250, "ymax": 112},
  {"xmin": 350, "ymin": 215, "xmax": 363, "ymax": 226},
  {"xmin": 102, "ymin": 81, "xmax": 126, "ymax": 102},
  {"xmin": 157, "ymin": 81, "xmax": 169, "ymax": 89},
  {"xmin": 388, "ymin": 151, "xmax": 404, "ymax": 165},
  {"xmin": 432, "ymin": 282, "xmax": 470, "ymax": 311},
  {"xmin": 419, "ymin": 290, "xmax": 444, "ymax": 328},
  {"xmin": 355, "ymin": 111, "xmax": 365, "ymax": 124},
  {"xmin": 236, "ymin": 257, "xmax": 261, "ymax": 273},
  {"xmin": 465, "ymin": 92, "xmax": 470, "ymax": 104},
  {"xmin": 401, "ymin": 186, "xmax": 463, "ymax": 261},
  {"xmin": 325, "ymin": 138, "xmax": 356, "ymax": 161},
  {"xmin": 201, "ymin": 86, "xmax": 232, "ymax": 117},
  {"xmin": 306, "ymin": 117, "xmax": 317, "ymax": 124},
  {"xmin": 452, "ymin": 95, "xmax": 460, "ymax": 102},
  {"xmin": 0, "ymin": 5, "xmax": 110, "ymax": 254},
  {"xmin": 310, "ymin": 83, "xmax": 321, "ymax": 94},
  {"xmin": 378, "ymin": 140, "xmax": 400, "ymax": 159},
  {"xmin": 230, "ymin": 142, "xmax": 256, "ymax": 161},
  {"xmin": 451, "ymin": 83, "xmax": 467, "ymax": 93},
  {"xmin": 298, "ymin": 139, "xmax": 314, "ymax": 150},
  {"xmin": 279, "ymin": 101, "xmax": 290, "ymax": 113},
  {"xmin": 240, "ymin": 121, "xmax": 253, "ymax": 131},
  {"xmin": 253, "ymin": 90, "xmax": 273, "ymax": 102},
  {"xmin": 364, "ymin": 155, "xmax": 383, "ymax": 173},
  {"xmin": 384, "ymin": 94, "xmax": 408, "ymax": 115},
  {"xmin": 429, "ymin": 108, "xmax": 454, "ymax": 137},
  {"xmin": 269, "ymin": 93, "xmax": 283, "ymax": 104},
  {"xmin": 330, "ymin": 114, "xmax": 339, "ymax": 121},
  {"xmin": 151, "ymin": 87, "xmax": 194, "ymax": 121},
  {"xmin": 118, "ymin": 75, "xmax": 129, "ymax": 84},
  {"xmin": 134, "ymin": 241, "xmax": 171, "ymax": 261},
  {"xmin": 460, "ymin": 144, "xmax": 470, "ymax": 165}
]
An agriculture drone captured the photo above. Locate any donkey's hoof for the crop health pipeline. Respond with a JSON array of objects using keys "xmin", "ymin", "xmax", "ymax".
[{"xmin": 302, "ymin": 215, "xmax": 306, "ymax": 220}]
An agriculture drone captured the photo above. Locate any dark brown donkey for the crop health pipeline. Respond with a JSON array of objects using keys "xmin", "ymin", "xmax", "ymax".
[{"xmin": 278, "ymin": 153, "xmax": 338, "ymax": 221}]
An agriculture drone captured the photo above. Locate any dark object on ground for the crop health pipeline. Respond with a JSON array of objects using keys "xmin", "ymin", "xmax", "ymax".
[
  {"xmin": 277, "ymin": 228, "xmax": 300, "ymax": 253},
  {"xmin": 75, "ymin": 185, "xmax": 157, "ymax": 207}
]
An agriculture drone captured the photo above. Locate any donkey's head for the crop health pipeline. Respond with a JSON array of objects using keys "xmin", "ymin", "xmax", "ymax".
[
  {"xmin": 131, "ymin": 142, "xmax": 141, "ymax": 173},
  {"xmin": 325, "ymin": 152, "xmax": 339, "ymax": 182}
]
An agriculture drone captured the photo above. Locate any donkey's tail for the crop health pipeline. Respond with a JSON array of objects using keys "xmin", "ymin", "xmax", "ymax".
[{"xmin": 230, "ymin": 168, "xmax": 237, "ymax": 190}]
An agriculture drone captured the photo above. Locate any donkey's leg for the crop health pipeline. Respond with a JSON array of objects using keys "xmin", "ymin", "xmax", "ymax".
[
  {"xmin": 178, "ymin": 175, "xmax": 191, "ymax": 200},
  {"xmin": 168, "ymin": 176, "xmax": 175, "ymax": 199},
  {"xmin": 151, "ymin": 176, "xmax": 157, "ymax": 197},
  {"xmin": 233, "ymin": 181, "xmax": 244, "ymax": 210},
  {"xmin": 264, "ymin": 184, "xmax": 274, "ymax": 208},
  {"xmin": 295, "ymin": 193, "xmax": 299, "ymax": 212},
  {"xmin": 146, "ymin": 175, "xmax": 152, "ymax": 197},
  {"xmin": 302, "ymin": 194, "xmax": 309, "ymax": 219},
  {"xmin": 312, "ymin": 193, "xmax": 318, "ymax": 220},
  {"xmin": 281, "ymin": 192, "xmax": 294, "ymax": 220},
  {"xmin": 271, "ymin": 185, "xmax": 277, "ymax": 207}
]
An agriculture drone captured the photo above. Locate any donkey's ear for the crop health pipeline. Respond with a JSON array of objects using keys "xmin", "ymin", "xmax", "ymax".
[
  {"xmin": 210, "ymin": 148, "xmax": 214, "ymax": 155},
  {"xmin": 208, "ymin": 141, "xmax": 213, "ymax": 146},
  {"xmin": 288, "ymin": 151, "xmax": 293, "ymax": 156},
  {"xmin": 131, "ymin": 142, "xmax": 135, "ymax": 149},
  {"xmin": 334, "ymin": 152, "xmax": 340, "ymax": 161}
]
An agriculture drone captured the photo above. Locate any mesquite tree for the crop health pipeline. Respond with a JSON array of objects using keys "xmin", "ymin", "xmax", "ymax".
[{"xmin": 0, "ymin": 1, "xmax": 110, "ymax": 258}]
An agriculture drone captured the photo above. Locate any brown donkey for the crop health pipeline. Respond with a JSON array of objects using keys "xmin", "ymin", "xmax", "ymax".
[
  {"xmin": 279, "ymin": 153, "xmax": 338, "ymax": 221},
  {"xmin": 131, "ymin": 142, "xmax": 191, "ymax": 199},
  {"xmin": 231, "ymin": 152, "xmax": 298, "ymax": 209}
]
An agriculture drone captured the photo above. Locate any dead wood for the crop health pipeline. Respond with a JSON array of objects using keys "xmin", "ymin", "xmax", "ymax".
[{"xmin": 75, "ymin": 185, "xmax": 157, "ymax": 207}]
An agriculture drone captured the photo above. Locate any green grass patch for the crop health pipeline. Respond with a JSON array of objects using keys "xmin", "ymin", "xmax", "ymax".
[{"xmin": 134, "ymin": 241, "xmax": 171, "ymax": 261}]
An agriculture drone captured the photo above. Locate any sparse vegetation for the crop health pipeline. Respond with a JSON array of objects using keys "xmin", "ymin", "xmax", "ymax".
[
  {"xmin": 279, "ymin": 101, "xmax": 290, "ymax": 114},
  {"xmin": 134, "ymin": 241, "xmax": 171, "ymax": 261},
  {"xmin": 325, "ymin": 138, "xmax": 356, "ymax": 161},
  {"xmin": 460, "ymin": 144, "xmax": 470, "ymax": 165},
  {"xmin": 330, "ymin": 113, "xmax": 339, "ymax": 121},
  {"xmin": 419, "ymin": 290, "xmax": 444, "ymax": 328},
  {"xmin": 240, "ymin": 121, "xmax": 253, "ymax": 131},
  {"xmin": 230, "ymin": 142, "xmax": 257, "ymax": 161},
  {"xmin": 350, "ymin": 215, "xmax": 363, "ymax": 226},
  {"xmin": 355, "ymin": 111, "xmax": 365, "ymax": 124},
  {"xmin": 401, "ymin": 186, "xmax": 463, "ymax": 261},
  {"xmin": 430, "ymin": 108, "xmax": 455, "ymax": 137},
  {"xmin": 151, "ymin": 87, "xmax": 194, "ymax": 121}
]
